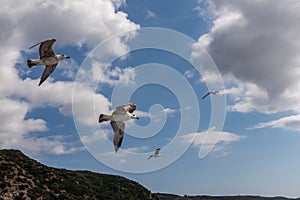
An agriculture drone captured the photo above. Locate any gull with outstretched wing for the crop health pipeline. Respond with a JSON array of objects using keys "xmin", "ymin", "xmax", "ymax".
[
  {"xmin": 148, "ymin": 148, "xmax": 162, "ymax": 160},
  {"xmin": 27, "ymin": 38, "xmax": 70, "ymax": 86},
  {"xmin": 202, "ymin": 90, "xmax": 219, "ymax": 99},
  {"xmin": 99, "ymin": 103, "xmax": 139, "ymax": 153}
]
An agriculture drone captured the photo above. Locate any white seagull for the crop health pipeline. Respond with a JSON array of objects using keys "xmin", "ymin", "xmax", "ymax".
[
  {"xmin": 99, "ymin": 103, "xmax": 139, "ymax": 153},
  {"xmin": 148, "ymin": 148, "xmax": 162, "ymax": 160},
  {"xmin": 27, "ymin": 38, "xmax": 70, "ymax": 86},
  {"xmin": 202, "ymin": 90, "xmax": 219, "ymax": 99}
]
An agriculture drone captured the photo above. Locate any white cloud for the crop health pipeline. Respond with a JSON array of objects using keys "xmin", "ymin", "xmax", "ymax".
[
  {"xmin": 250, "ymin": 114, "xmax": 300, "ymax": 132},
  {"xmin": 24, "ymin": 136, "xmax": 85, "ymax": 155},
  {"xmin": 81, "ymin": 129, "xmax": 111, "ymax": 145},
  {"xmin": 180, "ymin": 128, "xmax": 245, "ymax": 157},
  {"xmin": 193, "ymin": 0, "xmax": 300, "ymax": 115},
  {"xmin": 162, "ymin": 108, "xmax": 177, "ymax": 115},
  {"xmin": 0, "ymin": 98, "xmax": 83, "ymax": 154},
  {"xmin": 182, "ymin": 130, "xmax": 245, "ymax": 146},
  {"xmin": 223, "ymin": 74, "xmax": 300, "ymax": 114},
  {"xmin": 211, "ymin": 9, "xmax": 246, "ymax": 33},
  {"xmin": 12, "ymin": 79, "xmax": 111, "ymax": 127},
  {"xmin": 2, "ymin": 0, "xmax": 139, "ymax": 48},
  {"xmin": 0, "ymin": 98, "xmax": 47, "ymax": 138},
  {"xmin": 91, "ymin": 62, "xmax": 136, "ymax": 87},
  {"xmin": 58, "ymin": 59, "xmax": 80, "ymax": 80},
  {"xmin": 198, "ymin": 70, "xmax": 221, "ymax": 84},
  {"xmin": 0, "ymin": 80, "xmax": 110, "ymax": 154},
  {"xmin": 183, "ymin": 69, "xmax": 196, "ymax": 79},
  {"xmin": 134, "ymin": 110, "xmax": 150, "ymax": 118},
  {"xmin": 194, "ymin": 0, "xmax": 216, "ymax": 23},
  {"xmin": 71, "ymin": 84, "xmax": 112, "ymax": 126}
]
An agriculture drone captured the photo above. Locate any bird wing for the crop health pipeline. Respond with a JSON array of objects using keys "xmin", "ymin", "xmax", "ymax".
[
  {"xmin": 154, "ymin": 148, "xmax": 161, "ymax": 155},
  {"xmin": 38, "ymin": 64, "xmax": 57, "ymax": 86},
  {"xmin": 113, "ymin": 106, "xmax": 127, "ymax": 114},
  {"xmin": 121, "ymin": 103, "xmax": 137, "ymax": 113},
  {"xmin": 114, "ymin": 103, "xmax": 136, "ymax": 114},
  {"xmin": 110, "ymin": 121, "xmax": 125, "ymax": 153},
  {"xmin": 202, "ymin": 92, "xmax": 210, "ymax": 99},
  {"xmin": 38, "ymin": 39, "xmax": 56, "ymax": 59}
]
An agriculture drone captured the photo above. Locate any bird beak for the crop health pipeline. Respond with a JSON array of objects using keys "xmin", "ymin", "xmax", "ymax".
[
  {"xmin": 66, "ymin": 56, "xmax": 70, "ymax": 58},
  {"xmin": 136, "ymin": 117, "xmax": 139, "ymax": 120}
]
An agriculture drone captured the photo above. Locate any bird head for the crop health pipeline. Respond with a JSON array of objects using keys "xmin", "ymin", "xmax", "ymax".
[
  {"xmin": 131, "ymin": 114, "xmax": 139, "ymax": 119},
  {"xmin": 129, "ymin": 103, "xmax": 137, "ymax": 109},
  {"xmin": 59, "ymin": 54, "xmax": 70, "ymax": 60}
]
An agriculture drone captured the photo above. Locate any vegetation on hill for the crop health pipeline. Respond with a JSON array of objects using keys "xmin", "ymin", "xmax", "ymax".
[{"xmin": 0, "ymin": 149, "xmax": 158, "ymax": 200}]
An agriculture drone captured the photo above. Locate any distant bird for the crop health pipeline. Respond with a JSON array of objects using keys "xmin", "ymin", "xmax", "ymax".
[
  {"xmin": 27, "ymin": 38, "xmax": 70, "ymax": 86},
  {"xmin": 202, "ymin": 90, "xmax": 219, "ymax": 99},
  {"xmin": 148, "ymin": 148, "xmax": 162, "ymax": 160},
  {"xmin": 99, "ymin": 103, "xmax": 139, "ymax": 153}
]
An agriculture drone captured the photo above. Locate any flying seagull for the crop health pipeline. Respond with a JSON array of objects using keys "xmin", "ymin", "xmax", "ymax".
[
  {"xmin": 148, "ymin": 148, "xmax": 162, "ymax": 160},
  {"xmin": 202, "ymin": 90, "xmax": 219, "ymax": 99},
  {"xmin": 99, "ymin": 103, "xmax": 139, "ymax": 153},
  {"xmin": 27, "ymin": 38, "xmax": 70, "ymax": 86}
]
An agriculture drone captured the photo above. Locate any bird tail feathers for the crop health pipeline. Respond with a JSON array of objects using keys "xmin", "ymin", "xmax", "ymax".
[
  {"xmin": 27, "ymin": 59, "xmax": 39, "ymax": 68},
  {"xmin": 114, "ymin": 145, "xmax": 119, "ymax": 153},
  {"xmin": 99, "ymin": 114, "xmax": 112, "ymax": 123}
]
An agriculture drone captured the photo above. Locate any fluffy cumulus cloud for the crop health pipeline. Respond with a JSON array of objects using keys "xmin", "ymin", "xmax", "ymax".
[
  {"xmin": 0, "ymin": 98, "xmax": 84, "ymax": 155},
  {"xmin": 193, "ymin": 0, "xmax": 300, "ymax": 115},
  {"xmin": 0, "ymin": 0, "xmax": 140, "ymax": 154},
  {"xmin": 1, "ymin": 0, "xmax": 139, "ymax": 48},
  {"xmin": 91, "ymin": 62, "xmax": 136, "ymax": 87},
  {"xmin": 0, "ymin": 99, "xmax": 47, "ymax": 143}
]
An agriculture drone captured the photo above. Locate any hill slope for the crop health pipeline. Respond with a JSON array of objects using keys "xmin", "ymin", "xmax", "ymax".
[{"xmin": 0, "ymin": 149, "xmax": 158, "ymax": 200}]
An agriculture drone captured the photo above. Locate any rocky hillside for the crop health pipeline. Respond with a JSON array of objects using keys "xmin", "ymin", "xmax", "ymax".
[{"xmin": 0, "ymin": 149, "xmax": 158, "ymax": 200}]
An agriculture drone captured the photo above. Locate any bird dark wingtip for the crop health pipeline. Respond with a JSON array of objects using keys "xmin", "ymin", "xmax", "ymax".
[
  {"xmin": 29, "ymin": 42, "xmax": 41, "ymax": 49},
  {"xmin": 38, "ymin": 80, "xmax": 43, "ymax": 86}
]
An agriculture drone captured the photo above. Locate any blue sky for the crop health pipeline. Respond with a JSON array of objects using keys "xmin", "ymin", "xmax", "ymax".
[{"xmin": 1, "ymin": 0, "xmax": 300, "ymax": 197}]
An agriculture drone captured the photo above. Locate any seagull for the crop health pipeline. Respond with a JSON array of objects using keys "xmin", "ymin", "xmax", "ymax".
[
  {"xmin": 202, "ymin": 90, "xmax": 219, "ymax": 99},
  {"xmin": 27, "ymin": 38, "xmax": 70, "ymax": 86},
  {"xmin": 148, "ymin": 148, "xmax": 162, "ymax": 160},
  {"xmin": 99, "ymin": 103, "xmax": 139, "ymax": 153}
]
